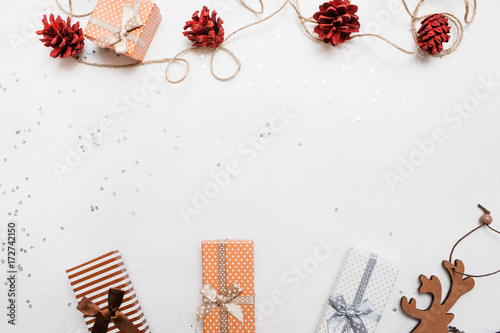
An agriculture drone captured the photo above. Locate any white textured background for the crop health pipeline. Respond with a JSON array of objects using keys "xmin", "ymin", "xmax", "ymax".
[{"xmin": 1, "ymin": 0, "xmax": 500, "ymax": 332}]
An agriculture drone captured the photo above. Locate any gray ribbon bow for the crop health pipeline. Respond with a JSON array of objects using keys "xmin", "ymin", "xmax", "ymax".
[{"xmin": 327, "ymin": 295, "xmax": 380, "ymax": 333}]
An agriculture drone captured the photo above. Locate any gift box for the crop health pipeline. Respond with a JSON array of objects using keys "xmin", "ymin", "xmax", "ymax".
[
  {"xmin": 315, "ymin": 247, "xmax": 399, "ymax": 333},
  {"xmin": 66, "ymin": 250, "xmax": 151, "ymax": 333},
  {"xmin": 197, "ymin": 240, "xmax": 255, "ymax": 333},
  {"xmin": 83, "ymin": 0, "xmax": 162, "ymax": 61}
]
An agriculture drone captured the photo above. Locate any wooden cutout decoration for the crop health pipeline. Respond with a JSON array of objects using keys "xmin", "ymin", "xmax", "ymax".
[{"xmin": 401, "ymin": 260, "xmax": 475, "ymax": 333}]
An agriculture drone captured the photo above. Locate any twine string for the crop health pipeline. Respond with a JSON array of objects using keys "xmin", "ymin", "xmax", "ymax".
[
  {"xmin": 206, "ymin": 0, "xmax": 288, "ymax": 81},
  {"xmin": 449, "ymin": 204, "xmax": 500, "ymax": 278},
  {"xmin": 56, "ymin": 0, "xmax": 93, "ymax": 17},
  {"xmin": 464, "ymin": 0, "xmax": 477, "ymax": 24},
  {"xmin": 238, "ymin": 0, "xmax": 264, "ymax": 15},
  {"xmin": 286, "ymin": 0, "xmax": 322, "ymax": 41},
  {"xmin": 351, "ymin": 34, "xmax": 418, "ymax": 54}
]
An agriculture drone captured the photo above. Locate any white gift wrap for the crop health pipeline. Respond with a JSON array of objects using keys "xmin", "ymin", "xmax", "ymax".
[{"xmin": 315, "ymin": 247, "xmax": 400, "ymax": 333}]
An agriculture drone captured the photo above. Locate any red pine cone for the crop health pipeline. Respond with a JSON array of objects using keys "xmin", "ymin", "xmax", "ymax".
[
  {"xmin": 313, "ymin": 0, "xmax": 360, "ymax": 46},
  {"xmin": 183, "ymin": 6, "xmax": 224, "ymax": 48},
  {"xmin": 36, "ymin": 14, "xmax": 84, "ymax": 58},
  {"xmin": 417, "ymin": 14, "xmax": 451, "ymax": 55}
]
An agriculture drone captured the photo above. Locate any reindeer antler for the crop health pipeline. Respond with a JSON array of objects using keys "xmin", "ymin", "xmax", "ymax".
[{"xmin": 401, "ymin": 260, "xmax": 475, "ymax": 333}]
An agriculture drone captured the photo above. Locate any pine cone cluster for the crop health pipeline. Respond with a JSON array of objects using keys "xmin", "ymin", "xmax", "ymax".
[
  {"xmin": 313, "ymin": 0, "xmax": 360, "ymax": 46},
  {"xmin": 183, "ymin": 6, "xmax": 225, "ymax": 48},
  {"xmin": 417, "ymin": 14, "xmax": 451, "ymax": 55},
  {"xmin": 36, "ymin": 14, "xmax": 84, "ymax": 58}
]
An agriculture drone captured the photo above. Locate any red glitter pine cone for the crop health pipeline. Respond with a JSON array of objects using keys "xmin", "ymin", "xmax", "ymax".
[
  {"xmin": 313, "ymin": 0, "xmax": 360, "ymax": 46},
  {"xmin": 36, "ymin": 14, "xmax": 84, "ymax": 58},
  {"xmin": 417, "ymin": 14, "xmax": 451, "ymax": 55},
  {"xmin": 183, "ymin": 6, "xmax": 225, "ymax": 48}
]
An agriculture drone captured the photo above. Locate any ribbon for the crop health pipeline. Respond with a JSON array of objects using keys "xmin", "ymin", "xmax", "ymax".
[
  {"xmin": 327, "ymin": 253, "xmax": 381, "ymax": 333},
  {"xmin": 197, "ymin": 240, "xmax": 255, "ymax": 333},
  {"xmin": 89, "ymin": 0, "xmax": 145, "ymax": 54},
  {"xmin": 77, "ymin": 288, "xmax": 140, "ymax": 333}
]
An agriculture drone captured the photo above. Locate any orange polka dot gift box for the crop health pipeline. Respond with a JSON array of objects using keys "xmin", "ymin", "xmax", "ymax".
[
  {"xmin": 83, "ymin": 0, "xmax": 162, "ymax": 61},
  {"xmin": 198, "ymin": 240, "xmax": 255, "ymax": 333}
]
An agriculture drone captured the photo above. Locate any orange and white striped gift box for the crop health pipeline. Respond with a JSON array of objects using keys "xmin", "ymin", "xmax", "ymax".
[{"xmin": 66, "ymin": 250, "xmax": 151, "ymax": 333}]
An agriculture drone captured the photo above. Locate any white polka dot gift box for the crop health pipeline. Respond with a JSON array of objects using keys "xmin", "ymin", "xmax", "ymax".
[
  {"xmin": 66, "ymin": 250, "xmax": 151, "ymax": 333},
  {"xmin": 315, "ymin": 247, "xmax": 400, "ymax": 333},
  {"xmin": 198, "ymin": 240, "xmax": 255, "ymax": 333},
  {"xmin": 83, "ymin": 0, "xmax": 162, "ymax": 61}
]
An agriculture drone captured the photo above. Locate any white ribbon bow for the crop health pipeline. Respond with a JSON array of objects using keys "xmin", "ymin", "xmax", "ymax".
[{"xmin": 90, "ymin": 1, "xmax": 144, "ymax": 54}]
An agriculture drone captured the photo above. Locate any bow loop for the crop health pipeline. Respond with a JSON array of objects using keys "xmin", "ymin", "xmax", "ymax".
[
  {"xmin": 76, "ymin": 288, "xmax": 140, "ymax": 333},
  {"xmin": 197, "ymin": 283, "xmax": 245, "ymax": 323},
  {"xmin": 76, "ymin": 296, "xmax": 102, "ymax": 317}
]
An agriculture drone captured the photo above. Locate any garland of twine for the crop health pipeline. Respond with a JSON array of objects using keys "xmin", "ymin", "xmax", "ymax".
[{"xmin": 55, "ymin": 0, "xmax": 477, "ymax": 83}]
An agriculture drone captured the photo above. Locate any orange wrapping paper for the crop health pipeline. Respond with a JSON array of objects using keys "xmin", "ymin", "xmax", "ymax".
[
  {"xmin": 83, "ymin": 0, "xmax": 162, "ymax": 61},
  {"xmin": 202, "ymin": 240, "xmax": 255, "ymax": 333}
]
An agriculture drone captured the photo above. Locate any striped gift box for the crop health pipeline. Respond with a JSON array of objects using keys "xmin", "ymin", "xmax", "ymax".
[{"xmin": 66, "ymin": 250, "xmax": 151, "ymax": 333}]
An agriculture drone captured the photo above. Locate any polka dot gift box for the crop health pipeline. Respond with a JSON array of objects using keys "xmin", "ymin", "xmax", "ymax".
[
  {"xmin": 315, "ymin": 247, "xmax": 400, "ymax": 333},
  {"xmin": 83, "ymin": 0, "xmax": 162, "ymax": 61},
  {"xmin": 198, "ymin": 240, "xmax": 255, "ymax": 333}
]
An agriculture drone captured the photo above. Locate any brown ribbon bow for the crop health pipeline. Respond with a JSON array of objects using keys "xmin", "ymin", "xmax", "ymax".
[{"xmin": 77, "ymin": 288, "xmax": 141, "ymax": 333}]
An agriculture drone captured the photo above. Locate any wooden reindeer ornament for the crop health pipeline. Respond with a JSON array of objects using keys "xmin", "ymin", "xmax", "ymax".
[
  {"xmin": 401, "ymin": 204, "xmax": 500, "ymax": 333},
  {"xmin": 401, "ymin": 260, "xmax": 474, "ymax": 332}
]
